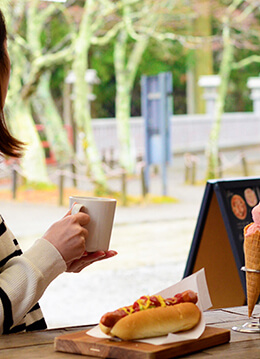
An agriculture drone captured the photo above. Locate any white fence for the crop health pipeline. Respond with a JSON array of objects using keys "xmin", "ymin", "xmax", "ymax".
[{"xmin": 92, "ymin": 112, "xmax": 260, "ymax": 160}]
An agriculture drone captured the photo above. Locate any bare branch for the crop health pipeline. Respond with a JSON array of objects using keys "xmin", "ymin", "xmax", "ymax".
[
  {"xmin": 226, "ymin": 0, "xmax": 244, "ymax": 15},
  {"xmin": 91, "ymin": 22, "xmax": 122, "ymax": 45},
  {"xmin": 236, "ymin": 1, "xmax": 260, "ymax": 22},
  {"xmin": 137, "ymin": 26, "xmax": 221, "ymax": 49},
  {"xmin": 231, "ymin": 54, "xmax": 260, "ymax": 69},
  {"xmin": 21, "ymin": 46, "xmax": 73, "ymax": 100}
]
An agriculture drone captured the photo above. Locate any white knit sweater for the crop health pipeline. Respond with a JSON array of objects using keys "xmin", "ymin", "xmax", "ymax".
[{"xmin": 0, "ymin": 215, "xmax": 66, "ymax": 334}]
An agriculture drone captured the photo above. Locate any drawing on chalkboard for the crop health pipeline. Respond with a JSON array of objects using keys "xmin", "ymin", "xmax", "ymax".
[
  {"xmin": 231, "ymin": 194, "xmax": 247, "ymax": 220},
  {"xmin": 244, "ymin": 188, "xmax": 258, "ymax": 207}
]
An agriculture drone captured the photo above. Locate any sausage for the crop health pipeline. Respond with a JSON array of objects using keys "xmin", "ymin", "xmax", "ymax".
[{"xmin": 100, "ymin": 290, "xmax": 198, "ymax": 330}]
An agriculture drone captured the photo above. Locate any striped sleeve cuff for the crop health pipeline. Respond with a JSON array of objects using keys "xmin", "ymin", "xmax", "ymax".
[{"xmin": 23, "ymin": 238, "xmax": 66, "ymax": 287}]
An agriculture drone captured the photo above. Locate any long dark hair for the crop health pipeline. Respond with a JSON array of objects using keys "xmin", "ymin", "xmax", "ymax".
[{"xmin": 0, "ymin": 9, "xmax": 24, "ymax": 158}]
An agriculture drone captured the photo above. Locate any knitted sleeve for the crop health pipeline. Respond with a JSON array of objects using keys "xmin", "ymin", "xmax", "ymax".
[{"xmin": 0, "ymin": 216, "xmax": 66, "ymax": 334}]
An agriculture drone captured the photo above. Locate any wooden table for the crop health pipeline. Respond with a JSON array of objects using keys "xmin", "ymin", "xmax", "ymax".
[{"xmin": 0, "ymin": 305, "xmax": 259, "ymax": 358}]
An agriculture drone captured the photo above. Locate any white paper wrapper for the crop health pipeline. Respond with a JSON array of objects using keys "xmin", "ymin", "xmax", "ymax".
[{"xmin": 87, "ymin": 269, "xmax": 212, "ymax": 345}]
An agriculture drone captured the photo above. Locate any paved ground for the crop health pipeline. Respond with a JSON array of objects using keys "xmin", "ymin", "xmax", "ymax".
[{"xmin": 1, "ymin": 151, "xmax": 258, "ymax": 328}]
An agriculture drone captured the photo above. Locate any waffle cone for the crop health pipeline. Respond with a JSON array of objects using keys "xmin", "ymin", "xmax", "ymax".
[{"xmin": 243, "ymin": 224, "xmax": 260, "ymax": 317}]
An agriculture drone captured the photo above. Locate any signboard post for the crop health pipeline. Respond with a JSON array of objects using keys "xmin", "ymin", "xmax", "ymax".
[
  {"xmin": 184, "ymin": 177, "xmax": 260, "ymax": 308},
  {"xmin": 141, "ymin": 72, "xmax": 173, "ymax": 195}
]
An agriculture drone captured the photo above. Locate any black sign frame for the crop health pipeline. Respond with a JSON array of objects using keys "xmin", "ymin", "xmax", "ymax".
[{"xmin": 184, "ymin": 177, "xmax": 260, "ymax": 308}]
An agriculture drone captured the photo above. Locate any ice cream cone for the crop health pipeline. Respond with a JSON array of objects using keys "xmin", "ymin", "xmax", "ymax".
[{"xmin": 243, "ymin": 224, "xmax": 260, "ymax": 317}]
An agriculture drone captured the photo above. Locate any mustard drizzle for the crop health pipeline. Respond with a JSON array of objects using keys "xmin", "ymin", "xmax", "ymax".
[{"xmin": 120, "ymin": 295, "xmax": 166, "ymax": 315}]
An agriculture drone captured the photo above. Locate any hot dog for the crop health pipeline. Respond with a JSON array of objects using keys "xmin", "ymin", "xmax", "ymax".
[{"xmin": 99, "ymin": 290, "xmax": 201, "ymax": 340}]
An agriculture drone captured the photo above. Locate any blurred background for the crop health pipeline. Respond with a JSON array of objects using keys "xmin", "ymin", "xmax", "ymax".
[{"xmin": 0, "ymin": 0, "xmax": 260, "ymax": 328}]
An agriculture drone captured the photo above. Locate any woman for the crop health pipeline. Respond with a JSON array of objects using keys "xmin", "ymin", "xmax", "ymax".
[{"xmin": 0, "ymin": 9, "xmax": 117, "ymax": 334}]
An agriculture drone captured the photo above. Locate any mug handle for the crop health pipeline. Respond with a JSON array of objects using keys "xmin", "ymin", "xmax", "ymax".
[{"xmin": 71, "ymin": 203, "xmax": 88, "ymax": 215}]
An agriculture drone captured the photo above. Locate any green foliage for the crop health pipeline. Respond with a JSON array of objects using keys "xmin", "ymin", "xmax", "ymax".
[
  {"xmin": 100, "ymin": 190, "xmax": 178, "ymax": 207},
  {"xmin": 91, "ymin": 44, "xmax": 116, "ymax": 118},
  {"xmin": 10, "ymin": 0, "xmax": 260, "ymax": 122},
  {"xmin": 41, "ymin": 12, "xmax": 70, "ymax": 50},
  {"xmin": 50, "ymin": 67, "xmax": 67, "ymax": 113},
  {"xmin": 32, "ymin": 1, "xmax": 259, "ymax": 120},
  {"xmin": 90, "ymin": 38, "xmax": 188, "ymax": 117},
  {"xmin": 136, "ymin": 39, "xmax": 188, "ymax": 114},
  {"xmin": 19, "ymin": 181, "xmax": 56, "ymax": 191},
  {"xmin": 228, "ymin": 48, "xmax": 260, "ymax": 112},
  {"xmin": 213, "ymin": 45, "xmax": 260, "ymax": 113}
]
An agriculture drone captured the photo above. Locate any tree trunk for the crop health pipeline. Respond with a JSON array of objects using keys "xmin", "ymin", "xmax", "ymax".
[
  {"xmin": 206, "ymin": 24, "xmax": 233, "ymax": 179},
  {"xmin": 33, "ymin": 72, "xmax": 74, "ymax": 166},
  {"xmin": 7, "ymin": 98, "xmax": 49, "ymax": 183},
  {"xmin": 187, "ymin": 1, "xmax": 213, "ymax": 114},
  {"xmin": 72, "ymin": 0, "xmax": 107, "ymax": 191},
  {"xmin": 5, "ymin": 9, "xmax": 49, "ymax": 183},
  {"xmin": 114, "ymin": 28, "xmax": 149, "ymax": 173}
]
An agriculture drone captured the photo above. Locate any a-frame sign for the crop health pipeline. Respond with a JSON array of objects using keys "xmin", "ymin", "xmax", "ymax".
[{"xmin": 184, "ymin": 177, "xmax": 260, "ymax": 308}]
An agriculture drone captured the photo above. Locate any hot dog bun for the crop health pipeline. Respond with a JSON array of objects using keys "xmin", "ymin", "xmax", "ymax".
[
  {"xmin": 102, "ymin": 302, "xmax": 200, "ymax": 341},
  {"xmin": 99, "ymin": 322, "xmax": 111, "ymax": 335}
]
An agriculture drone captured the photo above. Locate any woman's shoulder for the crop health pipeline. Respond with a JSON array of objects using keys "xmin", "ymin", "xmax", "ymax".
[
  {"xmin": 0, "ymin": 215, "xmax": 22, "ymax": 267},
  {"xmin": 0, "ymin": 214, "xmax": 7, "ymax": 235}
]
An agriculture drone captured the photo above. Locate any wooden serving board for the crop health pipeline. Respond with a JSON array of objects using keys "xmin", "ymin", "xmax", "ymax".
[{"xmin": 54, "ymin": 326, "xmax": 230, "ymax": 359}]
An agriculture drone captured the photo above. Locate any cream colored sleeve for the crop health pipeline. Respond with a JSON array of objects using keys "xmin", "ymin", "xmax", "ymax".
[{"xmin": 0, "ymin": 238, "xmax": 66, "ymax": 334}]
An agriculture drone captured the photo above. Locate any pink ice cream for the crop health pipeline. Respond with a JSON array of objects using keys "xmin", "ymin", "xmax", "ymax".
[
  {"xmin": 252, "ymin": 202, "xmax": 260, "ymax": 224},
  {"xmin": 245, "ymin": 202, "xmax": 260, "ymax": 236},
  {"xmin": 243, "ymin": 202, "xmax": 260, "ymax": 317}
]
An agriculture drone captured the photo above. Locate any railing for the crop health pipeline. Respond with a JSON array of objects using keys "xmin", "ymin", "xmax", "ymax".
[
  {"xmin": 92, "ymin": 112, "xmax": 260, "ymax": 159},
  {"xmin": 33, "ymin": 112, "xmax": 260, "ymax": 165},
  {"xmin": 2, "ymin": 112, "xmax": 259, "ymax": 204}
]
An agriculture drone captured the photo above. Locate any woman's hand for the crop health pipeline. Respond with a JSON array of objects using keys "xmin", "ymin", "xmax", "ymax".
[
  {"xmin": 43, "ymin": 209, "xmax": 117, "ymax": 272},
  {"xmin": 66, "ymin": 250, "xmax": 117, "ymax": 273},
  {"xmin": 43, "ymin": 208, "xmax": 89, "ymax": 264}
]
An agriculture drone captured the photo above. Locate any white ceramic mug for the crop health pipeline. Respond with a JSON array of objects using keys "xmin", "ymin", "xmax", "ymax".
[{"xmin": 69, "ymin": 196, "xmax": 116, "ymax": 252}]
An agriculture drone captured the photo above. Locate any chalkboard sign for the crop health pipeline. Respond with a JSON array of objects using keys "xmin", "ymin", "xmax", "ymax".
[{"xmin": 184, "ymin": 177, "xmax": 260, "ymax": 309}]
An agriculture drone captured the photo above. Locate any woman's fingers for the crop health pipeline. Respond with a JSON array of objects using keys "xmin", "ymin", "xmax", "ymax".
[{"xmin": 66, "ymin": 250, "xmax": 118, "ymax": 273}]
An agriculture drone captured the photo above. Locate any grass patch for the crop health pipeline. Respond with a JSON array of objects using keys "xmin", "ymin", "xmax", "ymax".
[{"xmin": 0, "ymin": 185, "xmax": 178, "ymax": 207}]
